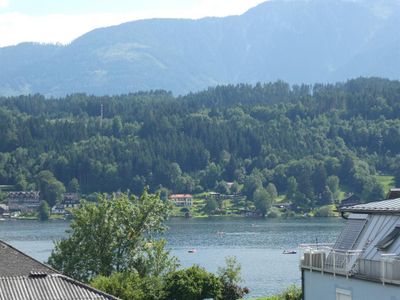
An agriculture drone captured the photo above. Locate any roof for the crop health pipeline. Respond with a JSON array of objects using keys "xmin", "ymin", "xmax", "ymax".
[
  {"xmin": 7, "ymin": 191, "xmax": 40, "ymax": 198},
  {"xmin": 0, "ymin": 241, "xmax": 57, "ymax": 277},
  {"xmin": 0, "ymin": 274, "xmax": 118, "ymax": 300},
  {"xmin": 340, "ymin": 198, "xmax": 400, "ymax": 214},
  {"xmin": 0, "ymin": 240, "xmax": 120, "ymax": 299}
]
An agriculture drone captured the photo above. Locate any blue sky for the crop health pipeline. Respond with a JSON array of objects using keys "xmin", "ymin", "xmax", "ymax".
[{"xmin": 0, "ymin": 0, "xmax": 266, "ymax": 46}]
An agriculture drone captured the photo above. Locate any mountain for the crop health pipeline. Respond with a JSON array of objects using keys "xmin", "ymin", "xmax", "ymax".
[{"xmin": 1, "ymin": 0, "xmax": 400, "ymax": 96}]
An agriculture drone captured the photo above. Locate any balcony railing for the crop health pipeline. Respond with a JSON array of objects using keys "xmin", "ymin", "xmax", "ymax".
[
  {"xmin": 300, "ymin": 244, "xmax": 400, "ymax": 285},
  {"xmin": 358, "ymin": 255, "xmax": 400, "ymax": 285},
  {"xmin": 299, "ymin": 244, "xmax": 362, "ymax": 277}
]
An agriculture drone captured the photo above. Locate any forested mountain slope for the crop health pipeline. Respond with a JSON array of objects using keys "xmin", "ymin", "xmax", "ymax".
[
  {"xmin": 0, "ymin": 0, "xmax": 399, "ymax": 96},
  {"xmin": 0, "ymin": 78, "xmax": 399, "ymax": 209}
]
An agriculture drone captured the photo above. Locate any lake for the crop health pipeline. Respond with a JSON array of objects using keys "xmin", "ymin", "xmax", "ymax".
[{"xmin": 0, "ymin": 217, "xmax": 344, "ymax": 297}]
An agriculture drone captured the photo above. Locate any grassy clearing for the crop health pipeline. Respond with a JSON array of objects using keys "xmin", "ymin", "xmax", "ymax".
[{"xmin": 376, "ymin": 175, "xmax": 395, "ymax": 194}]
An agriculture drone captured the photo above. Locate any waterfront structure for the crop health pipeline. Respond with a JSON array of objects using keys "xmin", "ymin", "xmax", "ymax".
[
  {"xmin": 52, "ymin": 193, "xmax": 80, "ymax": 214},
  {"xmin": 300, "ymin": 198, "xmax": 400, "ymax": 300},
  {"xmin": 0, "ymin": 240, "xmax": 119, "ymax": 299},
  {"xmin": 7, "ymin": 191, "xmax": 40, "ymax": 213},
  {"xmin": 169, "ymin": 194, "xmax": 193, "ymax": 207},
  {"xmin": 63, "ymin": 193, "xmax": 80, "ymax": 207}
]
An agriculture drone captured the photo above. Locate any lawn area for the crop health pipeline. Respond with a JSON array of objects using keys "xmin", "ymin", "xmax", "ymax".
[{"xmin": 376, "ymin": 175, "xmax": 395, "ymax": 194}]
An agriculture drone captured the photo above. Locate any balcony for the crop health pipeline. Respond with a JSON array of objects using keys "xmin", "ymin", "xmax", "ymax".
[
  {"xmin": 300, "ymin": 244, "xmax": 400, "ymax": 285},
  {"xmin": 300, "ymin": 244, "xmax": 362, "ymax": 277},
  {"xmin": 358, "ymin": 255, "xmax": 400, "ymax": 285}
]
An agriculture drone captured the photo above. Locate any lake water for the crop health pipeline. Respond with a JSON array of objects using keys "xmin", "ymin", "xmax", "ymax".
[{"xmin": 0, "ymin": 217, "xmax": 344, "ymax": 297}]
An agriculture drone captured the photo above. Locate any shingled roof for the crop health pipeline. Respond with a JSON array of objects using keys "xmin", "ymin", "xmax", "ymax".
[
  {"xmin": 0, "ymin": 240, "xmax": 120, "ymax": 300},
  {"xmin": 0, "ymin": 240, "xmax": 57, "ymax": 277}
]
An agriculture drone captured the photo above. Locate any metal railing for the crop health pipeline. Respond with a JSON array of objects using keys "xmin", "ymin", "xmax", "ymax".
[
  {"xmin": 358, "ymin": 255, "xmax": 400, "ymax": 285},
  {"xmin": 300, "ymin": 245, "xmax": 400, "ymax": 285},
  {"xmin": 299, "ymin": 244, "xmax": 362, "ymax": 277}
]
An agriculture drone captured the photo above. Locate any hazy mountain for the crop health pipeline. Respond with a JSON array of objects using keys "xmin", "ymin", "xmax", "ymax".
[{"xmin": 1, "ymin": 0, "xmax": 399, "ymax": 96}]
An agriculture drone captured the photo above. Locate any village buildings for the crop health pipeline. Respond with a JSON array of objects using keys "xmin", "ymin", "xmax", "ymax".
[
  {"xmin": 6, "ymin": 191, "xmax": 40, "ymax": 213},
  {"xmin": 169, "ymin": 194, "xmax": 193, "ymax": 207}
]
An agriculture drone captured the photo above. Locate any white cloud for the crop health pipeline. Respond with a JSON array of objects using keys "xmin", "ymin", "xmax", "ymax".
[
  {"xmin": 191, "ymin": 0, "xmax": 266, "ymax": 17},
  {"xmin": 0, "ymin": 0, "xmax": 9, "ymax": 8},
  {"xmin": 0, "ymin": 12, "xmax": 142, "ymax": 46},
  {"xmin": 0, "ymin": 0, "xmax": 267, "ymax": 47}
]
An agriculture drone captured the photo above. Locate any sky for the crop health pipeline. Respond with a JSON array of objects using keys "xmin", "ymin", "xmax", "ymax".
[{"xmin": 0, "ymin": 0, "xmax": 266, "ymax": 47}]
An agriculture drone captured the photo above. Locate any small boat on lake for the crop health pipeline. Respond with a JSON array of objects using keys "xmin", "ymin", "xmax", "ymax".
[
  {"xmin": 188, "ymin": 249, "xmax": 197, "ymax": 253},
  {"xmin": 282, "ymin": 249, "xmax": 297, "ymax": 254}
]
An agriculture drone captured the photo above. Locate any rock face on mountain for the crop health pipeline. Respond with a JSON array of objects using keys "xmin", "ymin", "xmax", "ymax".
[{"xmin": 1, "ymin": 0, "xmax": 399, "ymax": 96}]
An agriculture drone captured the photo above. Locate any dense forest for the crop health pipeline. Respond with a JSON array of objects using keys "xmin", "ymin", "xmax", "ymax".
[{"xmin": 1, "ymin": 77, "xmax": 400, "ymax": 211}]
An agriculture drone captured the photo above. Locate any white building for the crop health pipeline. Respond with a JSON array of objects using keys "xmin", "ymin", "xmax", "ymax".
[
  {"xmin": 169, "ymin": 194, "xmax": 193, "ymax": 207},
  {"xmin": 300, "ymin": 199, "xmax": 400, "ymax": 300},
  {"xmin": 7, "ymin": 191, "xmax": 40, "ymax": 213}
]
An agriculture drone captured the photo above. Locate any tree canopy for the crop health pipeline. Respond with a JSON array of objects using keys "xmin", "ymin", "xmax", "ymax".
[
  {"xmin": 0, "ymin": 78, "xmax": 397, "ymax": 210},
  {"xmin": 48, "ymin": 191, "xmax": 174, "ymax": 282}
]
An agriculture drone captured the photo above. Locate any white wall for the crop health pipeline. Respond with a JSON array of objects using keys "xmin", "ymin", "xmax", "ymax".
[{"xmin": 304, "ymin": 270, "xmax": 400, "ymax": 300}]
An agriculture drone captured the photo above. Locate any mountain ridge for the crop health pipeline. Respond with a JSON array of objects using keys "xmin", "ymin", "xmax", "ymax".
[{"xmin": 1, "ymin": 0, "xmax": 399, "ymax": 96}]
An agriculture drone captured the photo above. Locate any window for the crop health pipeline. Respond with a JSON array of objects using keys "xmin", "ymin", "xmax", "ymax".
[
  {"xmin": 334, "ymin": 219, "xmax": 367, "ymax": 250},
  {"xmin": 376, "ymin": 226, "xmax": 400, "ymax": 250},
  {"xmin": 336, "ymin": 288, "xmax": 352, "ymax": 300}
]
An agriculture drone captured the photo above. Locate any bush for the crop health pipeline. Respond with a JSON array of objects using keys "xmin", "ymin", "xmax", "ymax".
[
  {"xmin": 218, "ymin": 257, "xmax": 249, "ymax": 300},
  {"xmin": 91, "ymin": 272, "xmax": 165, "ymax": 300},
  {"xmin": 279, "ymin": 285, "xmax": 302, "ymax": 300},
  {"xmin": 261, "ymin": 285, "xmax": 302, "ymax": 300},
  {"xmin": 164, "ymin": 265, "xmax": 222, "ymax": 300},
  {"xmin": 314, "ymin": 205, "xmax": 337, "ymax": 217},
  {"xmin": 267, "ymin": 207, "xmax": 282, "ymax": 218}
]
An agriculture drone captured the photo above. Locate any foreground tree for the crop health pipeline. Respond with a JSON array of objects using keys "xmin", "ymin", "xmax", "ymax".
[
  {"xmin": 48, "ymin": 190, "xmax": 173, "ymax": 282},
  {"xmin": 164, "ymin": 265, "xmax": 222, "ymax": 300}
]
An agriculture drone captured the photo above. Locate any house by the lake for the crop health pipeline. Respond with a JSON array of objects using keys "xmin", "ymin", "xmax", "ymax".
[
  {"xmin": 169, "ymin": 194, "xmax": 193, "ymax": 207},
  {"xmin": 300, "ymin": 198, "xmax": 400, "ymax": 300},
  {"xmin": 7, "ymin": 191, "xmax": 40, "ymax": 213},
  {"xmin": 52, "ymin": 193, "xmax": 80, "ymax": 215},
  {"xmin": 0, "ymin": 240, "xmax": 119, "ymax": 299}
]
